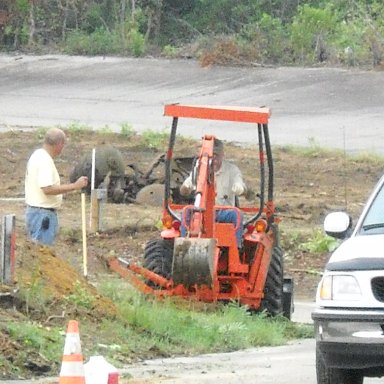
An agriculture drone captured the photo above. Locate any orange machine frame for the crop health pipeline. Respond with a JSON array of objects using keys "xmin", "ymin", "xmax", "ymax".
[{"xmin": 109, "ymin": 104, "xmax": 281, "ymax": 311}]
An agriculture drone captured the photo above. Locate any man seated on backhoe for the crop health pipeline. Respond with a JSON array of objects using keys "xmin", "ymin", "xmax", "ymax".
[{"xmin": 179, "ymin": 138, "xmax": 246, "ymax": 248}]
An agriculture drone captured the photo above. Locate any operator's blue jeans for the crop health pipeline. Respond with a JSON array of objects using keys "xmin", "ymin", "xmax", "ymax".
[
  {"xmin": 25, "ymin": 206, "xmax": 59, "ymax": 245},
  {"xmin": 181, "ymin": 208, "xmax": 243, "ymax": 247}
]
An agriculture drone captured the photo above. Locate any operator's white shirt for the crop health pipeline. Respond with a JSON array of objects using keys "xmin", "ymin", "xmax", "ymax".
[
  {"xmin": 182, "ymin": 160, "xmax": 245, "ymax": 206},
  {"xmin": 25, "ymin": 148, "xmax": 62, "ymax": 208}
]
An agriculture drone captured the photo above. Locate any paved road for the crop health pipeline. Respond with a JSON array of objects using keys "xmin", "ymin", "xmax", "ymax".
[
  {"xmin": 1, "ymin": 54, "xmax": 384, "ymax": 153},
  {"xmin": 123, "ymin": 338, "xmax": 317, "ymax": 384}
]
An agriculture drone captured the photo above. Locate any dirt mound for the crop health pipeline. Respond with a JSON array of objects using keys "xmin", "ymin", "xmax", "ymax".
[{"xmin": 15, "ymin": 240, "xmax": 118, "ymax": 322}]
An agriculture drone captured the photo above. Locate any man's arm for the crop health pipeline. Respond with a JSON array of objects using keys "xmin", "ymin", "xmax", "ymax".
[
  {"xmin": 42, "ymin": 176, "xmax": 88, "ymax": 195},
  {"xmin": 232, "ymin": 165, "xmax": 246, "ymax": 196}
]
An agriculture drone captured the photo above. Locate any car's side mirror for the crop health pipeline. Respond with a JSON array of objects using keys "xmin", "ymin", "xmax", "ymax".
[{"xmin": 324, "ymin": 211, "xmax": 352, "ymax": 239}]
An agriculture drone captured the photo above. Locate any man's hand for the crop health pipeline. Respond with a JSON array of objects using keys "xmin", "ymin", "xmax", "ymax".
[
  {"xmin": 180, "ymin": 178, "xmax": 193, "ymax": 196},
  {"xmin": 74, "ymin": 176, "xmax": 88, "ymax": 190},
  {"xmin": 232, "ymin": 182, "xmax": 245, "ymax": 196}
]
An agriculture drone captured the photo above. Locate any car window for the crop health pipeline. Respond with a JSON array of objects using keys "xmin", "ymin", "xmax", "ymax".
[{"xmin": 360, "ymin": 183, "xmax": 384, "ymax": 235}]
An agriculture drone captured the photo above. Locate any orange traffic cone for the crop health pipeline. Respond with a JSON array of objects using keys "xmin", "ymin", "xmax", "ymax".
[{"xmin": 59, "ymin": 320, "xmax": 86, "ymax": 384}]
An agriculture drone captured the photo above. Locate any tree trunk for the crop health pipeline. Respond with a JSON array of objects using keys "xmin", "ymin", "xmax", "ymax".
[
  {"xmin": 28, "ymin": 0, "xmax": 35, "ymax": 45},
  {"xmin": 131, "ymin": 0, "xmax": 135, "ymax": 22},
  {"xmin": 144, "ymin": 0, "xmax": 163, "ymax": 43},
  {"xmin": 61, "ymin": 0, "xmax": 69, "ymax": 41}
]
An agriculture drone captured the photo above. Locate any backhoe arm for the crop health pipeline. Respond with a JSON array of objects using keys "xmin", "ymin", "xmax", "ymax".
[{"xmin": 188, "ymin": 135, "xmax": 216, "ymax": 238}]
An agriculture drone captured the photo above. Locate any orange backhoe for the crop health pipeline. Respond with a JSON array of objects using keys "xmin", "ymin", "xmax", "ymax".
[{"xmin": 109, "ymin": 104, "xmax": 294, "ymax": 318}]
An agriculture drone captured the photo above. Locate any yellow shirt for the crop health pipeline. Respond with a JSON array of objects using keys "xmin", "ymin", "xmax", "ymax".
[{"xmin": 25, "ymin": 148, "xmax": 62, "ymax": 208}]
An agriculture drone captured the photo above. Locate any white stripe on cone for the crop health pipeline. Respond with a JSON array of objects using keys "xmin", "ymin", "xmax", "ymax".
[
  {"xmin": 63, "ymin": 333, "xmax": 82, "ymax": 354},
  {"xmin": 60, "ymin": 361, "xmax": 85, "ymax": 376}
]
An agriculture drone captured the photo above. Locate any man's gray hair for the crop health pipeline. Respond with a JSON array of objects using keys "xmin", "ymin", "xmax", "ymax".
[
  {"xmin": 213, "ymin": 138, "xmax": 224, "ymax": 154},
  {"xmin": 45, "ymin": 128, "xmax": 66, "ymax": 146}
]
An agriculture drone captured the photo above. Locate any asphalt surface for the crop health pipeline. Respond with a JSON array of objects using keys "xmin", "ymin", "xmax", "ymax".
[{"xmin": 1, "ymin": 54, "xmax": 384, "ymax": 153}]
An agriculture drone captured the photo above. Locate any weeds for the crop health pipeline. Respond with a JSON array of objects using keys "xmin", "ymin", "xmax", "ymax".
[
  {"xmin": 66, "ymin": 122, "xmax": 93, "ymax": 134},
  {"xmin": 18, "ymin": 269, "xmax": 53, "ymax": 315},
  {"xmin": 3, "ymin": 321, "xmax": 63, "ymax": 362},
  {"xmin": 61, "ymin": 227, "xmax": 81, "ymax": 243},
  {"xmin": 120, "ymin": 123, "xmax": 136, "ymax": 138},
  {"xmin": 141, "ymin": 129, "xmax": 169, "ymax": 149},
  {"xmin": 279, "ymin": 140, "xmax": 343, "ymax": 158},
  {"xmin": 98, "ymin": 125, "xmax": 114, "ymax": 134},
  {"xmin": 299, "ymin": 228, "xmax": 339, "ymax": 253},
  {"xmin": 35, "ymin": 127, "xmax": 47, "ymax": 140},
  {"xmin": 64, "ymin": 281, "xmax": 95, "ymax": 309},
  {"xmin": 162, "ymin": 44, "xmax": 178, "ymax": 57},
  {"xmin": 98, "ymin": 277, "xmax": 313, "ymax": 356}
]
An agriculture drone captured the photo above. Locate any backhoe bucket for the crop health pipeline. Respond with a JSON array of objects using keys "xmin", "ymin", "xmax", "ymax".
[{"xmin": 172, "ymin": 238, "xmax": 216, "ymax": 287}]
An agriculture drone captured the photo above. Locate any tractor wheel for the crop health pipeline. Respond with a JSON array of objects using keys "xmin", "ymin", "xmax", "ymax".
[
  {"xmin": 282, "ymin": 277, "xmax": 294, "ymax": 320},
  {"xmin": 143, "ymin": 239, "xmax": 174, "ymax": 288},
  {"xmin": 260, "ymin": 246, "xmax": 284, "ymax": 317}
]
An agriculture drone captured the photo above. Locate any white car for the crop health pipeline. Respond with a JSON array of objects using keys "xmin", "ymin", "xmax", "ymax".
[{"xmin": 312, "ymin": 175, "xmax": 384, "ymax": 384}]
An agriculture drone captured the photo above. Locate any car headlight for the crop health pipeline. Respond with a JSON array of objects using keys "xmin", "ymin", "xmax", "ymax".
[{"xmin": 320, "ymin": 275, "xmax": 362, "ymax": 301}]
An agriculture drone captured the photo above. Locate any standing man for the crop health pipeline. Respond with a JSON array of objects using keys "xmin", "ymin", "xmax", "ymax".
[
  {"xmin": 25, "ymin": 128, "xmax": 88, "ymax": 245},
  {"xmin": 180, "ymin": 138, "xmax": 246, "ymax": 247}
]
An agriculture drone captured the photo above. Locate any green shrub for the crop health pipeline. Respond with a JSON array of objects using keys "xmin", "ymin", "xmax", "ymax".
[
  {"xmin": 239, "ymin": 13, "xmax": 286, "ymax": 64},
  {"xmin": 65, "ymin": 28, "xmax": 120, "ymax": 56},
  {"xmin": 15, "ymin": 0, "xmax": 30, "ymax": 13},
  {"xmin": 66, "ymin": 122, "xmax": 92, "ymax": 134},
  {"xmin": 35, "ymin": 127, "xmax": 48, "ymax": 140},
  {"xmin": 299, "ymin": 229, "xmax": 339, "ymax": 253},
  {"xmin": 83, "ymin": 3, "xmax": 104, "ymax": 33},
  {"xmin": 126, "ymin": 28, "xmax": 145, "ymax": 57},
  {"xmin": 120, "ymin": 123, "xmax": 136, "ymax": 138},
  {"xmin": 289, "ymin": 5, "xmax": 339, "ymax": 64},
  {"xmin": 64, "ymin": 281, "xmax": 95, "ymax": 309},
  {"xmin": 141, "ymin": 129, "xmax": 169, "ymax": 149},
  {"xmin": 162, "ymin": 44, "xmax": 178, "ymax": 57}
]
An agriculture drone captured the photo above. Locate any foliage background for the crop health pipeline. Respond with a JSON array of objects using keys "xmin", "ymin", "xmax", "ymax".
[{"xmin": 0, "ymin": 0, "xmax": 383, "ymax": 67}]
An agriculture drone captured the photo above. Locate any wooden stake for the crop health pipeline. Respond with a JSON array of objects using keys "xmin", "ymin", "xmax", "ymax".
[
  {"xmin": 90, "ymin": 190, "xmax": 99, "ymax": 233},
  {"xmin": 81, "ymin": 192, "xmax": 87, "ymax": 277}
]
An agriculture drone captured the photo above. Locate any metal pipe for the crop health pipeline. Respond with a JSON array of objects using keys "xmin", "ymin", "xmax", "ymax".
[{"xmin": 244, "ymin": 123, "xmax": 265, "ymax": 226}]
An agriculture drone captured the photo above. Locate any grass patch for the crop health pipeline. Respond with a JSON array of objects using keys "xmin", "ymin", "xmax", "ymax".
[
  {"xmin": 1, "ymin": 321, "xmax": 63, "ymax": 367},
  {"xmin": 351, "ymin": 151, "xmax": 384, "ymax": 165},
  {"xmin": 141, "ymin": 129, "xmax": 170, "ymax": 149},
  {"xmin": 298, "ymin": 228, "xmax": 339, "ymax": 253},
  {"xmin": 64, "ymin": 281, "xmax": 96, "ymax": 310},
  {"xmin": 18, "ymin": 268, "xmax": 54, "ymax": 316},
  {"xmin": 65, "ymin": 122, "xmax": 93, "ymax": 134},
  {"xmin": 278, "ymin": 141, "xmax": 344, "ymax": 158},
  {"xmin": 120, "ymin": 123, "xmax": 136, "ymax": 138},
  {"xmin": 98, "ymin": 277, "xmax": 313, "ymax": 358},
  {"xmin": 2, "ymin": 274, "xmax": 313, "ymax": 376}
]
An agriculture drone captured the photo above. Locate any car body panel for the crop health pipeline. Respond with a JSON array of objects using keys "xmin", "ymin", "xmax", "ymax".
[
  {"xmin": 327, "ymin": 235, "xmax": 384, "ymax": 264},
  {"xmin": 313, "ymin": 175, "xmax": 384, "ymax": 380}
]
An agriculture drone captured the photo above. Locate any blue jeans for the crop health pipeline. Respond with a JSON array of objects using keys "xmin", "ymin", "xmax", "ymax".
[
  {"xmin": 25, "ymin": 206, "xmax": 59, "ymax": 245},
  {"xmin": 181, "ymin": 208, "xmax": 243, "ymax": 247}
]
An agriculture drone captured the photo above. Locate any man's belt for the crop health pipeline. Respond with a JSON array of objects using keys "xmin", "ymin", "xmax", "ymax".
[{"xmin": 27, "ymin": 205, "xmax": 57, "ymax": 212}]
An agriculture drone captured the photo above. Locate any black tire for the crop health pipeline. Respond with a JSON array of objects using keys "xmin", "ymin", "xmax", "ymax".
[
  {"xmin": 143, "ymin": 239, "xmax": 174, "ymax": 288},
  {"xmin": 260, "ymin": 246, "xmax": 284, "ymax": 316},
  {"xmin": 316, "ymin": 343, "xmax": 364, "ymax": 384},
  {"xmin": 282, "ymin": 277, "xmax": 294, "ymax": 320}
]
